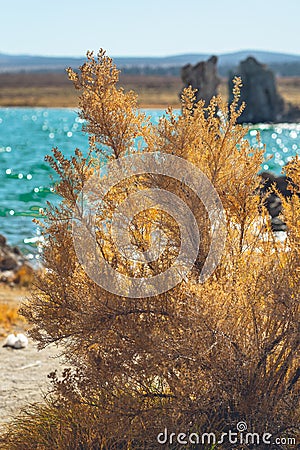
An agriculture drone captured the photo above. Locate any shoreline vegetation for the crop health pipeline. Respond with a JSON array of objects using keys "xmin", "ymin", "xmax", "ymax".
[
  {"xmin": 0, "ymin": 285, "xmax": 28, "ymax": 335},
  {"xmin": 0, "ymin": 51, "xmax": 298, "ymax": 449},
  {"xmin": 0, "ymin": 72, "xmax": 300, "ymax": 109}
]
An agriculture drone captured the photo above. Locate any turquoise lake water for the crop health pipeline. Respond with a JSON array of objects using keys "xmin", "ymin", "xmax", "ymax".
[{"xmin": 0, "ymin": 107, "xmax": 299, "ymax": 260}]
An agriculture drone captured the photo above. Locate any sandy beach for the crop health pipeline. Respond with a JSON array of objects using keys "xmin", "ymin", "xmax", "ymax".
[{"xmin": 0, "ymin": 286, "xmax": 66, "ymax": 429}]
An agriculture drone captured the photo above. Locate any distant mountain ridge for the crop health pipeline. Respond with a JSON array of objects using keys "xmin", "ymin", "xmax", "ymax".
[
  {"xmin": 1, "ymin": 50, "xmax": 300, "ymax": 76},
  {"xmin": 114, "ymin": 50, "xmax": 300, "ymax": 67}
]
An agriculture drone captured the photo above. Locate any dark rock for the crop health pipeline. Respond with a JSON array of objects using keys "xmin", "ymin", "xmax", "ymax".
[
  {"xmin": 266, "ymin": 194, "xmax": 282, "ymax": 218},
  {"xmin": 271, "ymin": 217, "xmax": 287, "ymax": 232},
  {"xmin": 275, "ymin": 176, "xmax": 294, "ymax": 198},
  {"xmin": 180, "ymin": 56, "xmax": 220, "ymax": 107},
  {"xmin": 229, "ymin": 57, "xmax": 284, "ymax": 123},
  {"xmin": 229, "ymin": 56, "xmax": 300, "ymax": 123},
  {"xmin": 0, "ymin": 234, "xmax": 34, "ymax": 285},
  {"xmin": 260, "ymin": 172, "xmax": 294, "ymax": 197},
  {"xmin": 260, "ymin": 172, "xmax": 299, "ymax": 232},
  {"xmin": 260, "ymin": 171, "xmax": 276, "ymax": 189},
  {"xmin": 0, "ymin": 256, "xmax": 18, "ymax": 271},
  {"xmin": 12, "ymin": 246, "xmax": 22, "ymax": 255}
]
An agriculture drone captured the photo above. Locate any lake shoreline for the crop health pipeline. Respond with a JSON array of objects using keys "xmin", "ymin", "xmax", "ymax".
[{"xmin": 0, "ymin": 73, "xmax": 299, "ymax": 110}]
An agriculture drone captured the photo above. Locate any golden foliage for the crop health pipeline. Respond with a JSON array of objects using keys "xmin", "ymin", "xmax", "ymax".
[
  {"xmin": 0, "ymin": 303, "xmax": 23, "ymax": 331},
  {"xmin": 2, "ymin": 50, "xmax": 299, "ymax": 449}
]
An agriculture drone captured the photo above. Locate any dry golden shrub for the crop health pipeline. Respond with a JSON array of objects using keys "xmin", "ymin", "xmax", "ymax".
[{"xmin": 1, "ymin": 51, "xmax": 299, "ymax": 449}]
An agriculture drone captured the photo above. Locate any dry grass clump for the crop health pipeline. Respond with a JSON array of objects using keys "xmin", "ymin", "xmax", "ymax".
[
  {"xmin": 1, "ymin": 50, "xmax": 299, "ymax": 449},
  {"xmin": 0, "ymin": 303, "xmax": 23, "ymax": 332},
  {"xmin": 0, "ymin": 287, "xmax": 28, "ymax": 333}
]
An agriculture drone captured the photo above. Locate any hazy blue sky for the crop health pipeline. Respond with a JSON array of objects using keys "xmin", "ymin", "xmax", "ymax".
[{"xmin": 1, "ymin": 0, "xmax": 299, "ymax": 57}]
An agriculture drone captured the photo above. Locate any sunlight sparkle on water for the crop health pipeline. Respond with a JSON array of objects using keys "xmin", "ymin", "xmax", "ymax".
[
  {"xmin": 290, "ymin": 130, "xmax": 297, "ymax": 139},
  {"xmin": 0, "ymin": 108, "xmax": 299, "ymax": 256}
]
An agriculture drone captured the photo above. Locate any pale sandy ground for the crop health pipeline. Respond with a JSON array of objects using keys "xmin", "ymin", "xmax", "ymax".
[
  {"xmin": 0, "ymin": 286, "xmax": 67, "ymax": 431},
  {"xmin": 0, "ymin": 341, "xmax": 65, "ymax": 429}
]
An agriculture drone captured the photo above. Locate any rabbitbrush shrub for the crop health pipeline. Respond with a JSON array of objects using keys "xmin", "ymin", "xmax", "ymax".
[{"xmin": 1, "ymin": 50, "xmax": 299, "ymax": 449}]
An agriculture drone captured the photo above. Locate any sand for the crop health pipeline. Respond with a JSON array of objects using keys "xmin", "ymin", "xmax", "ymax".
[
  {"xmin": 0, "ymin": 340, "xmax": 65, "ymax": 428},
  {"xmin": 0, "ymin": 286, "xmax": 66, "ymax": 430}
]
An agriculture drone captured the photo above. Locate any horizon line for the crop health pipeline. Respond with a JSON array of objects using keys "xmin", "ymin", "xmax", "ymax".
[{"xmin": 1, "ymin": 48, "xmax": 300, "ymax": 59}]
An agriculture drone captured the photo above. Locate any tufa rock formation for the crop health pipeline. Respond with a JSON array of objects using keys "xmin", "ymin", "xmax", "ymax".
[
  {"xmin": 229, "ymin": 56, "xmax": 300, "ymax": 123},
  {"xmin": 180, "ymin": 56, "xmax": 220, "ymax": 107},
  {"xmin": 259, "ymin": 172, "xmax": 299, "ymax": 232},
  {"xmin": 0, "ymin": 234, "xmax": 34, "ymax": 286}
]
